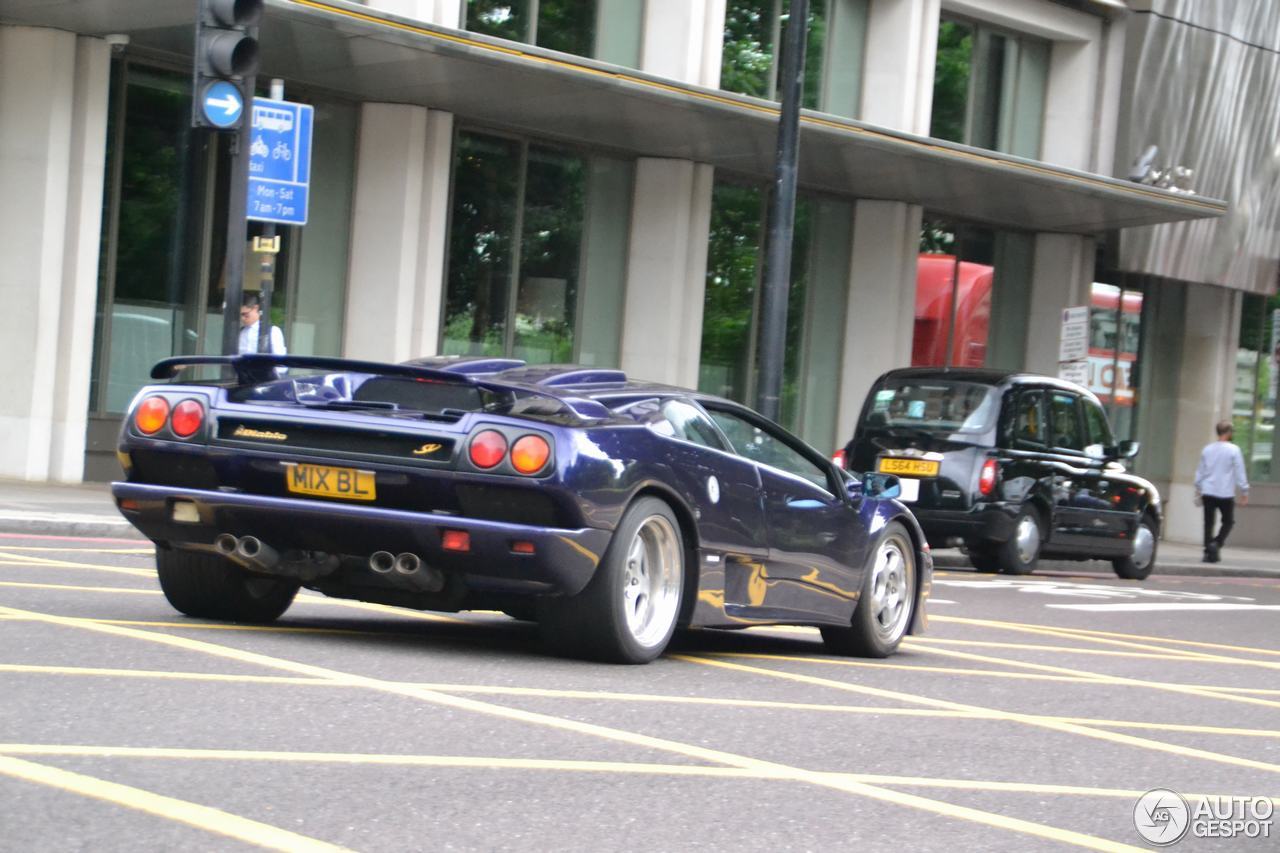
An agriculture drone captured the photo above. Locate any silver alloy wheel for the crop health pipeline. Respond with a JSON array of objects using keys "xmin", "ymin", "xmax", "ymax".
[
  {"xmin": 868, "ymin": 536, "xmax": 913, "ymax": 643},
  {"xmin": 620, "ymin": 514, "xmax": 682, "ymax": 648},
  {"xmin": 1131, "ymin": 523, "xmax": 1156, "ymax": 569},
  {"xmin": 1014, "ymin": 515, "xmax": 1041, "ymax": 565}
]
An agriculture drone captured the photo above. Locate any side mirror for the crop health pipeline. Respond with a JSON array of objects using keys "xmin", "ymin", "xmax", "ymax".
[
  {"xmin": 1115, "ymin": 440, "xmax": 1140, "ymax": 459},
  {"xmin": 862, "ymin": 472, "xmax": 902, "ymax": 500}
]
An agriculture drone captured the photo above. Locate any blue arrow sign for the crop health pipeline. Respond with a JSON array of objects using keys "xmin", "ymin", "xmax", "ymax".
[
  {"xmin": 246, "ymin": 98, "xmax": 314, "ymax": 226},
  {"xmin": 201, "ymin": 81, "xmax": 244, "ymax": 129}
]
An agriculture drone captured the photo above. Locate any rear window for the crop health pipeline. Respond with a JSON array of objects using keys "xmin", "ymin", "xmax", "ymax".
[
  {"xmin": 862, "ymin": 379, "xmax": 998, "ymax": 434},
  {"xmin": 225, "ymin": 372, "xmax": 571, "ymax": 421}
]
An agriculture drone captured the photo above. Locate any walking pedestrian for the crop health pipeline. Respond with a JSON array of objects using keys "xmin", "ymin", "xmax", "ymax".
[{"xmin": 1194, "ymin": 420, "xmax": 1249, "ymax": 563}]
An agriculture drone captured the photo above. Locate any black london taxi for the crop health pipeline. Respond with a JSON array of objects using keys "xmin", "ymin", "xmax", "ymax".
[{"xmin": 840, "ymin": 368, "xmax": 1160, "ymax": 579}]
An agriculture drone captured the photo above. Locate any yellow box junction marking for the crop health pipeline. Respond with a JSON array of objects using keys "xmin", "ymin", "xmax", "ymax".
[
  {"xmin": 677, "ymin": 655, "xmax": 1280, "ymax": 777},
  {"xmin": 0, "ymin": 604, "xmax": 1146, "ymax": 852},
  {"xmin": 0, "ymin": 754, "xmax": 349, "ymax": 852}
]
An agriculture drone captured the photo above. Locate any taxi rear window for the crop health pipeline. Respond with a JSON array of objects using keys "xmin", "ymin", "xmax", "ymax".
[{"xmin": 863, "ymin": 379, "xmax": 998, "ymax": 434}]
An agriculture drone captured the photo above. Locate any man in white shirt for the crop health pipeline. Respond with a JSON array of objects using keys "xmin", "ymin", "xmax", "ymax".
[
  {"xmin": 238, "ymin": 295, "xmax": 287, "ymax": 356},
  {"xmin": 1194, "ymin": 420, "xmax": 1250, "ymax": 563}
]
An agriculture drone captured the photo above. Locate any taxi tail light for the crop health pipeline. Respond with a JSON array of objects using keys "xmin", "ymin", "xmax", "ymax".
[
  {"xmin": 468, "ymin": 430, "xmax": 508, "ymax": 469},
  {"xmin": 170, "ymin": 399, "xmax": 205, "ymax": 438},
  {"xmin": 832, "ymin": 449, "xmax": 846, "ymax": 469},
  {"xmin": 978, "ymin": 458, "xmax": 999, "ymax": 497},
  {"xmin": 133, "ymin": 395, "xmax": 170, "ymax": 435},
  {"xmin": 510, "ymin": 435, "xmax": 551, "ymax": 475}
]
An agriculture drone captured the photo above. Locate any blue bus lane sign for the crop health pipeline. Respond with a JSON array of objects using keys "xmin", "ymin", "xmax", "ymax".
[{"xmin": 247, "ymin": 98, "xmax": 314, "ymax": 225}]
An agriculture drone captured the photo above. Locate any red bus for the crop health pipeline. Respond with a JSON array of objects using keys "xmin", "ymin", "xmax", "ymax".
[{"xmin": 912, "ymin": 257, "xmax": 1140, "ymax": 405}]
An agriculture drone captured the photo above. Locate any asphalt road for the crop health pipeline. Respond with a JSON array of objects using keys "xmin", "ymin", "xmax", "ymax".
[{"xmin": 1, "ymin": 531, "xmax": 1277, "ymax": 852}]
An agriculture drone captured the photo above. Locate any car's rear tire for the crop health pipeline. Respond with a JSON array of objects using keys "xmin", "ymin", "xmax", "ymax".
[
  {"xmin": 822, "ymin": 521, "xmax": 916, "ymax": 658},
  {"xmin": 1112, "ymin": 516, "xmax": 1157, "ymax": 580},
  {"xmin": 995, "ymin": 508, "xmax": 1042, "ymax": 575},
  {"xmin": 156, "ymin": 547, "xmax": 298, "ymax": 623},
  {"xmin": 538, "ymin": 497, "xmax": 684, "ymax": 664}
]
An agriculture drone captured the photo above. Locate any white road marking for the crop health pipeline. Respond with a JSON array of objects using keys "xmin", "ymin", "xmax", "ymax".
[
  {"xmin": 935, "ymin": 578, "xmax": 1253, "ymax": 602},
  {"xmin": 1047, "ymin": 603, "xmax": 1280, "ymax": 612}
]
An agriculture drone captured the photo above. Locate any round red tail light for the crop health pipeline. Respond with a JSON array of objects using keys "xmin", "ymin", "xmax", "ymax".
[
  {"xmin": 469, "ymin": 430, "xmax": 508, "ymax": 469},
  {"xmin": 170, "ymin": 399, "xmax": 205, "ymax": 438},
  {"xmin": 134, "ymin": 396, "xmax": 170, "ymax": 435},
  {"xmin": 510, "ymin": 435, "xmax": 550, "ymax": 475},
  {"xmin": 978, "ymin": 458, "xmax": 999, "ymax": 497}
]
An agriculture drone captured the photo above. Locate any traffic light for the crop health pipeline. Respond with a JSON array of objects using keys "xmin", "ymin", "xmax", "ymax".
[{"xmin": 192, "ymin": 0, "xmax": 263, "ymax": 129}]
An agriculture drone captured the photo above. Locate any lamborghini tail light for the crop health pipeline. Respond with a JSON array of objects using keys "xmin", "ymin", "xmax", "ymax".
[
  {"xmin": 170, "ymin": 399, "xmax": 205, "ymax": 438},
  {"xmin": 134, "ymin": 396, "xmax": 170, "ymax": 435},
  {"xmin": 510, "ymin": 435, "xmax": 550, "ymax": 475},
  {"xmin": 469, "ymin": 430, "xmax": 508, "ymax": 469}
]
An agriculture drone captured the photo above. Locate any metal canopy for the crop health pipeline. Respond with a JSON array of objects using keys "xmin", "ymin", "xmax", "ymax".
[{"xmin": 4, "ymin": 0, "xmax": 1226, "ymax": 233}]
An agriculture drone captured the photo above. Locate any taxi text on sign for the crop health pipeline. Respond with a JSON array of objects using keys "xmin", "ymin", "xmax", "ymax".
[{"xmin": 247, "ymin": 98, "xmax": 313, "ymax": 226}]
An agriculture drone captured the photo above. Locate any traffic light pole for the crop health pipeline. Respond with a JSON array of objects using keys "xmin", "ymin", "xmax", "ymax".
[
  {"xmin": 755, "ymin": 0, "xmax": 809, "ymax": 423},
  {"xmin": 219, "ymin": 70, "xmax": 256, "ymax": 358},
  {"xmin": 255, "ymin": 78, "xmax": 285, "ymax": 355}
]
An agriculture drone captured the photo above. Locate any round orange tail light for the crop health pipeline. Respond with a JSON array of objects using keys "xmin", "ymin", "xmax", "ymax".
[
  {"xmin": 469, "ymin": 430, "xmax": 508, "ymax": 469},
  {"xmin": 510, "ymin": 435, "xmax": 550, "ymax": 475},
  {"xmin": 134, "ymin": 396, "xmax": 170, "ymax": 435},
  {"xmin": 170, "ymin": 399, "xmax": 205, "ymax": 437}
]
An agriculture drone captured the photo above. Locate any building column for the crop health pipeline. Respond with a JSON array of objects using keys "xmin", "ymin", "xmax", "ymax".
[
  {"xmin": 619, "ymin": 159, "xmax": 714, "ymax": 388},
  {"xmin": 0, "ymin": 27, "xmax": 109, "ymax": 482},
  {"xmin": 1163, "ymin": 284, "xmax": 1241, "ymax": 544},
  {"xmin": 861, "ymin": 0, "xmax": 941, "ymax": 134},
  {"xmin": 640, "ymin": 0, "xmax": 726, "ymax": 88},
  {"xmin": 835, "ymin": 201, "xmax": 922, "ymax": 443},
  {"xmin": 1023, "ymin": 233, "xmax": 1095, "ymax": 375},
  {"xmin": 366, "ymin": 0, "xmax": 460, "ymax": 28},
  {"xmin": 618, "ymin": 1, "xmax": 723, "ymax": 386},
  {"xmin": 342, "ymin": 104, "xmax": 453, "ymax": 362}
]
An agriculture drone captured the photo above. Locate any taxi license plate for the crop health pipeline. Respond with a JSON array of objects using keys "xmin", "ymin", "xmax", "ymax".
[
  {"xmin": 284, "ymin": 463, "xmax": 376, "ymax": 501},
  {"xmin": 878, "ymin": 458, "xmax": 940, "ymax": 477}
]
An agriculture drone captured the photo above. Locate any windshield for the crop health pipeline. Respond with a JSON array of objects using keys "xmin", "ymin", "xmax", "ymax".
[{"xmin": 861, "ymin": 378, "xmax": 998, "ymax": 434}]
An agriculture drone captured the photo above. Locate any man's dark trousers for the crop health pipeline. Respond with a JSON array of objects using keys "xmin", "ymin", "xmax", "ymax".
[{"xmin": 1202, "ymin": 495, "xmax": 1235, "ymax": 550}]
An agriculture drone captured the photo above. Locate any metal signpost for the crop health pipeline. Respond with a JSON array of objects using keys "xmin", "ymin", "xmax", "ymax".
[
  {"xmin": 246, "ymin": 91, "xmax": 313, "ymax": 352},
  {"xmin": 1057, "ymin": 305, "xmax": 1090, "ymax": 386}
]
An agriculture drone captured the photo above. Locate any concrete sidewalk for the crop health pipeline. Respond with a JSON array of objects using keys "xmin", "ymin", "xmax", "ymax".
[{"xmin": 0, "ymin": 478, "xmax": 1275, "ymax": 577}]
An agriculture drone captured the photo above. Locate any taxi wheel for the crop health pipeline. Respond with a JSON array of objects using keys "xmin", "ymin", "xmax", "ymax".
[
  {"xmin": 822, "ymin": 522, "xmax": 916, "ymax": 658},
  {"xmin": 539, "ymin": 497, "xmax": 684, "ymax": 664},
  {"xmin": 156, "ymin": 547, "xmax": 298, "ymax": 623},
  {"xmin": 996, "ymin": 508, "xmax": 1042, "ymax": 575},
  {"xmin": 1113, "ymin": 516, "xmax": 1157, "ymax": 581}
]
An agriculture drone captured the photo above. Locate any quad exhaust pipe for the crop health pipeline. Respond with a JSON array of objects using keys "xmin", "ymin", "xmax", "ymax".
[
  {"xmin": 369, "ymin": 550, "xmax": 442, "ymax": 592},
  {"xmin": 213, "ymin": 533, "xmax": 336, "ymax": 580},
  {"xmin": 215, "ymin": 533, "xmax": 279, "ymax": 570}
]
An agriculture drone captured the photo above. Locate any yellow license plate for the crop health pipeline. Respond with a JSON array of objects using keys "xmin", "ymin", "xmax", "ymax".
[
  {"xmin": 284, "ymin": 463, "xmax": 376, "ymax": 501},
  {"xmin": 878, "ymin": 458, "xmax": 940, "ymax": 477}
]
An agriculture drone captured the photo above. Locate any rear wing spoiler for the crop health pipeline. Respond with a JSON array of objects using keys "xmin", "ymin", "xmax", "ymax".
[
  {"xmin": 150, "ymin": 355, "xmax": 475, "ymax": 386},
  {"xmin": 148, "ymin": 354, "xmax": 613, "ymax": 420}
]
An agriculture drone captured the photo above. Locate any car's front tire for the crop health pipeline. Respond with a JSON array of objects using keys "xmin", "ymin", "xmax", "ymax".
[
  {"xmin": 822, "ymin": 521, "xmax": 916, "ymax": 658},
  {"xmin": 156, "ymin": 547, "xmax": 298, "ymax": 623},
  {"xmin": 1112, "ymin": 515, "xmax": 1157, "ymax": 580},
  {"xmin": 538, "ymin": 497, "xmax": 684, "ymax": 664}
]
